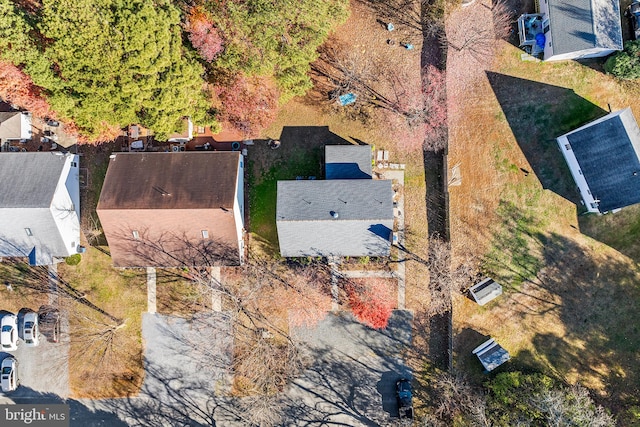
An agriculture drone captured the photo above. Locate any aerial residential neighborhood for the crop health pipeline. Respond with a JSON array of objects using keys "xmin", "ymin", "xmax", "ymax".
[{"xmin": 0, "ymin": 0, "xmax": 639, "ymax": 426}]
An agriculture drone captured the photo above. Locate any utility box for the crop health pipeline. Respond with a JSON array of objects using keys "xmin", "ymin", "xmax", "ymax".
[{"xmin": 469, "ymin": 277, "xmax": 503, "ymax": 306}]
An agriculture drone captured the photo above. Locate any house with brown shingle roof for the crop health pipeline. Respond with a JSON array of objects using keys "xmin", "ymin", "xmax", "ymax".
[{"xmin": 97, "ymin": 152, "xmax": 244, "ymax": 267}]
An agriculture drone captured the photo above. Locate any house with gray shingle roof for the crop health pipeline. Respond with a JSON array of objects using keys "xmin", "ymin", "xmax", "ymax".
[
  {"xmin": 557, "ymin": 108, "xmax": 640, "ymax": 214},
  {"xmin": 325, "ymin": 145, "xmax": 372, "ymax": 179},
  {"xmin": 0, "ymin": 152, "xmax": 81, "ymax": 265},
  {"xmin": 517, "ymin": 0, "xmax": 622, "ymax": 61},
  {"xmin": 276, "ymin": 145, "xmax": 394, "ymax": 258}
]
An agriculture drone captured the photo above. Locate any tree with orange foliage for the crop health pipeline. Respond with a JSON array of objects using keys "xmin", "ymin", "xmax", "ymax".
[
  {"xmin": 212, "ymin": 74, "xmax": 279, "ymax": 138},
  {"xmin": 0, "ymin": 61, "xmax": 53, "ymax": 119},
  {"xmin": 345, "ymin": 278, "xmax": 396, "ymax": 329}
]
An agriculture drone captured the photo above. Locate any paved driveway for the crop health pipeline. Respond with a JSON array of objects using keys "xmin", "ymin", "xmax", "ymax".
[
  {"xmin": 49, "ymin": 310, "xmax": 413, "ymax": 426},
  {"xmin": 88, "ymin": 312, "xmax": 240, "ymax": 426},
  {"xmin": 0, "ymin": 309, "xmax": 69, "ymax": 403},
  {"xmin": 284, "ymin": 310, "xmax": 413, "ymax": 426}
]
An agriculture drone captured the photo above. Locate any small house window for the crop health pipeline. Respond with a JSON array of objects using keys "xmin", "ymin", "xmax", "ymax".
[
  {"xmin": 25, "ymin": 228, "xmax": 33, "ymax": 236},
  {"xmin": 132, "ymin": 230, "xmax": 140, "ymax": 239},
  {"xmin": 578, "ymin": 169, "xmax": 582, "ymax": 175},
  {"xmin": 565, "ymin": 144, "xmax": 571, "ymax": 150},
  {"xmin": 201, "ymin": 230, "xmax": 209, "ymax": 238},
  {"xmin": 71, "ymin": 162, "xmax": 77, "ymax": 167},
  {"xmin": 587, "ymin": 189, "xmax": 591, "ymax": 195}
]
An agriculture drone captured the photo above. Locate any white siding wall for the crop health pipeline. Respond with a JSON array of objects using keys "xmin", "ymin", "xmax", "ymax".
[
  {"xmin": 50, "ymin": 154, "xmax": 81, "ymax": 257},
  {"xmin": 20, "ymin": 113, "xmax": 32, "ymax": 139},
  {"xmin": 545, "ymin": 47, "xmax": 616, "ymax": 61},
  {"xmin": 232, "ymin": 154, "xmax": 245, "ymax": 263},
  {"xmin": 556, "ymin": 135, "xmax": 600, "ymax": 213}
]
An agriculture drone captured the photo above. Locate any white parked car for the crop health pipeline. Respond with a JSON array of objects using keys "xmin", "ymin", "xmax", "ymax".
[
  {"xmin": 0, "ymin": 357, "xmax": 17, "ymax": 392},
  {"xmin": 1, "ymin": 315, "xmax": 18, "ymax": 352},
  {"xmin": 23, "ymin": 312, "xmax": 39, "ymax": 347}
]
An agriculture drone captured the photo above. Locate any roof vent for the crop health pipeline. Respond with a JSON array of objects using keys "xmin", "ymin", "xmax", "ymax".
[{"xmin": 330, "ymin": 211, "xmax": 339, "ymax": 219}]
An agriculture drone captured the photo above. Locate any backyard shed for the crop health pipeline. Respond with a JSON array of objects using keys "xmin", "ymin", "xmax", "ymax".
[
  {"xmin": 472, "ymin": 338, "xmax": 510, "ymax": 372},
  {"xmin": 469, "ymin": 277, "xmax": 503, "ymax": 306}
]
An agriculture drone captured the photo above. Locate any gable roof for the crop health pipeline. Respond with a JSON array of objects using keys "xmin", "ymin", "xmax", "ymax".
[
  {"xmin": 0, "ymin": 152, "xmax": 67, "ymax": 208},
  {"xmin": 276, "ymin": 180, "xmax": 394, "ymax": 257},
  {"xmin": 0, "ymin": 153, "xmax": 79, "ymax": 265},
  {"xmin": 564, "ymin": 108, "xmax": 640, "ymax": 212},
  {"xmin": 548, "ymin": 0, "xmax": 622, "ymax": 55},
  {"xmin": 325, "ymin": 145, "xmax": 372, "ymax": 179},
  {"xmin": 97, "ymin": 152, "xmax": 243, "ymax": 267},
  {"xmin": 0, "ymin": 112, "xmax": 25, "ymax": 141},
  {"xmin": 277, "ymin": 180, "xmax": 392, "ymax": 222},
  {"xmin": 98, "ymin": 152, "xmax": 240, "ymax": 210}
]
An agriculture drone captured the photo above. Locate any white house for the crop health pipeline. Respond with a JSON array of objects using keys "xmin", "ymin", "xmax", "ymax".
[
  {"xmin": 517, "ymin": 0, "xmax": 622, "ymax": 61},
  {"xmin": 0, "ymin": 152, "xmax": 81, "ymax": 265},
  {"xmin": 0, "ymin": 111, "xmax": 32, "ymax": 142},
  {"xmin": 557, "ymin": 108, "xmax": 640, "ymax": 214},
  {"xmin": 276, "ymin": 145, "xmax": 394, "ymax": 258}
]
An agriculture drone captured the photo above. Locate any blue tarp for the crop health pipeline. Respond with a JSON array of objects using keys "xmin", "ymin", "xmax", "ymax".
[
  {"xmin": 338, "ymin": 93, "xmax": 357, "ymax": 106},
  {"xmin": 535, "ymin": 33, "xmax": 546, "ymax": 49}
]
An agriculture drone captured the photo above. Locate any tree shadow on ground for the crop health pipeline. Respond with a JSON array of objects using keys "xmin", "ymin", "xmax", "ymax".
[
  {"xmin": 480, "ymin": 205, "xmax": 640, "ymax": 422},
  {"xmin": 5, "ymin": 387, "xmax": 128, "ymax": 427},
  {"xmin": 486, "ymin": 72, "xmax": 608, "ymax": 207},
  {"xmin": 287, "ymin": 310, "xmax": 413, "ymax": 425},
  {"xmin": 578, "ymin": 203, "xmax": 640, "ymax": 263}
]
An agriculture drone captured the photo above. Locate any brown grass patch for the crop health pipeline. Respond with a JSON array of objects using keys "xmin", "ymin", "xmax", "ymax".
[
  {"xmin": 0, "ymin": 261, "xmax": 51, "ymax": 313},
  {"xmin": 155, "ymin": 269, "xmax": 213, "ymax": 316},
  {"xmin": 58, "ymin": 246, "xmax": 146, "ymax": 398},
  {"xmin": 446, "ymin": 16, "xmax": 640, "ymax": 419}
]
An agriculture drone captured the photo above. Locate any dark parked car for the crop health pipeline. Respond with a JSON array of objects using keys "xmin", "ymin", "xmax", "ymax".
[
  {"xmin": 626, "ymin": 1, "xmax": 640, "ymax": 40},
  {"xmin": 396, "ymin": 378, "xmax": 413, "ymax": 419},
  {"xmin": 38, "ymin": 306, "xmax": 60, "ymax": 343},
  {"xmin": 46, "ymin": 119, "xmax": 60, "ymax": 127}
]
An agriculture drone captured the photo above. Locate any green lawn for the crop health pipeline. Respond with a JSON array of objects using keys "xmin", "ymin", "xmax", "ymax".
[{"xmin": 248, "ymin": 135, "xmax": 327, "ymax": 253}]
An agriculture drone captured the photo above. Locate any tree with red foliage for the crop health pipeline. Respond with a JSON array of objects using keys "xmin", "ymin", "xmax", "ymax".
[
  {"xmin": 0, "ymin": 61, "xmax": 53, "ymax": 118},
  {"xmin": 213, "ymin": 73, "xmax": 279, "ymax": 138},
  {"xmin": 346, "ymin": 278, "xmax": 396, "ymax": 329},
  {"xmin": 186, "ymin": 8, "xmax": 224, "ymax": 62}
]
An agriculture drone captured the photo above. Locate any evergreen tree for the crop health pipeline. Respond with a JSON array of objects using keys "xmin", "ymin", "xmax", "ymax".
[
  {"xmin": 0, "ymin": 0, "xmax": 216, "ymax": 139},
  {"xmin": 604, "ymin": 41, "xmax": 640, "ymax": 79},
  {"xmin": 206, "ymin": 0, "xmax": 349, "ymax": 101}
]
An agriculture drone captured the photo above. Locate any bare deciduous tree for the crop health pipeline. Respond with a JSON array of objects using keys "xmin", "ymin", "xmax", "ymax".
[
  {"xmin": 442, "ymin": 0, "xmax": 515, "ymax": 66},
  {"xmin": 530, "ymin": 385, "xmax": 616, "ymax": 427}
]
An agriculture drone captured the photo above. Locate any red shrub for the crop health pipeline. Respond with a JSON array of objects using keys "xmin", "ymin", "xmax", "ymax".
[
  {"xmin": 346, "ymin": 278, "xmax": 396, "ymax": 329},
  {"xmin": 422, "ymin": 64, "xmax": 447, "ymax": 137}
]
